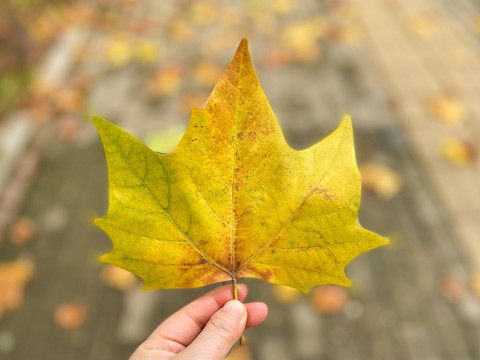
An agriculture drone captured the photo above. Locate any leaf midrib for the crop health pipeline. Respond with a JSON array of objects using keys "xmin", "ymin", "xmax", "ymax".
[{"xmin": 230, "ymin": 51, "xmax": 244, "ymax": 276}]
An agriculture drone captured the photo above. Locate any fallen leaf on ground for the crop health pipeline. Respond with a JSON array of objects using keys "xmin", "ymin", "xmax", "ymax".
[
  {"xmin": 471, "ymin": 272, "xmax": 480, "ymax": 298},
  {"xmin": 148, "ymin": 65, "xmax": 183, "ymax": 98},
  {"xmin": 134, "ymin": 40, "xmax": 162, "ymax": 63},
  {"xmin": 408, "ymin": 14, "xmax": 437, "ymax": 39},
  {"xmin": 53, "ymin": 302, "xmax": 87, "ymax": 330},
  {"xmin": 93, "ymin": 39, "xmax": 388, "ymax": 292},
  {"xmin": 281, "ymin": 19, "xmax": 326, "ymax": 62},
  {"xmin": 100, "ymin": 265, "xmax": 138, "ymax": 291},
  {"xmin": 168, "ymin": 18, "xmax": 193, "ymax": 42},
  {"xmin": 193, "ymin": 61, "xmax": 223, "ymax": 87},
  {"xmin": 58, "ymin": 116, "xmax": 81, "ymax": 143},
  {"xmin": 262, "ymin": 47, "xmax": 292, "ymax": 68},
  {"xmin": 473, "ymin": 15, "xmax": 480, "ymax": 35},
  {"xmin": 9, "ymin": 217, "xmax": 37, "ymax": 246},
  {"xmin": 427, "ymin": 96, "xmax": 465, "ymax": 125},
  {"xmin": 440, "ymin": 137, "xmax": 476, "ymax": 167},
  {"xmin": 104, "ymin": 37, "xmax": 132, "ymax": 67},
  {"xmin": 439, "ymin": 275, "xmax": 466, "ymax": 303},
  {"xmin": 310, "ymin": 285, "xmax": 349, "ymax": 315},
  {"xmin": 328, "ymin": 24, "xmax": 365, "ymax": 45},
  {"xmin": 359, "ymin": 162, "xmax": 403, "ymax": 200},
  {"xmin": 272, "ymin": 284, "xmax": 302, "ymax": 304},
  {"xmin": 54, "ymin": 87, "xmax": 85, "ymax": 113},
  {"xmin": 0, "ymin": 259, "xmax": 35, "ymax": 314}
]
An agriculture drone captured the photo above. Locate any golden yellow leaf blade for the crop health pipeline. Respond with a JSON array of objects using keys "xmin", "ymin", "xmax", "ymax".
[{"xmin": 94, "ymin": 39, "xmax": 389, "ymax": 292}]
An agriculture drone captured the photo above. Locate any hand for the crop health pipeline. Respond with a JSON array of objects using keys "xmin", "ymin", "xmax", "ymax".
[{"xmin": 130, "ymin": 284, "xmax": 268, "ymax": 360}]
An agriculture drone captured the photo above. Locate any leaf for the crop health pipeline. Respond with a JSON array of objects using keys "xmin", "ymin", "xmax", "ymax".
[
  {"xmin": 427, "ymin": 95, "xmax": 465, "ymax": 125},
  {"xmin": 9, "ymin": 216, "xmax": 37, "ymax": 246},
  {"xmin": 147, "ymin": 64, "xmax": 184, "ymax": 98},
  {"xmin": 53, "ymin": 302, "xmax": 87, "ymax": 330},
  {"xmin": 100, "ymin": 264, "xmax": 138, "ymax": 291},
  {"xmin": 438, "ymin": 275, "xmax": 466, "ymax": 303},
  {"xmin": 0, "ymin": 259, "xmax": 35, "ymax": 314},
  {"xmin": 93, "ymin": 39, "xmax": 388, "ymax": 293},
  {"xmin": 440, "ymin": 137, "xmax": 477, "ymax": 167},
  {"xmin": 359, "ymin": 162, "xmax": 403, "ymax": 200},
  {"xmin": 475, "ymin": 15, "xmax": 480, "ymax": 36},
  {"xmin": 310, "ymin": 285, "xmax": 349, "ymax": 315}
]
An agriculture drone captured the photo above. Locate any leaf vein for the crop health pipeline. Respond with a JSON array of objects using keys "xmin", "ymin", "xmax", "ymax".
[
  {"xmin": 105, "ymin": 131, "xmax": 230, "ymax": 275},
  {"xmin": 237, "ymin": 126, "xmax": 349, "ymax": 273}
]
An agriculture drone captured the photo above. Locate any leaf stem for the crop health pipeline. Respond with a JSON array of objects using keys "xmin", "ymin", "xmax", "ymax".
[{"xmin": 231, "ymin": 278, "xmax": 246, "ymax": 345}]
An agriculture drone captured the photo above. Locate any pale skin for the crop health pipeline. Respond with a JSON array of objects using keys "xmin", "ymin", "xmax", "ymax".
[{"xmin": 130, "ymin": 284, "xmax": 268, "ymax": 360}]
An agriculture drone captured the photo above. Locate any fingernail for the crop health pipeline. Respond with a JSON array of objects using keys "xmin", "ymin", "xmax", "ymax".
[{"xmin": 223, "ymin": 300, "xmax": 245, "ymax": 320}]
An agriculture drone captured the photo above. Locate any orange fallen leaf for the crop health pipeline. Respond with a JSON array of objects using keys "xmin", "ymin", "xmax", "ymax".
[
  {"xmin": 359, "ymin": 162, "xmax": 403, "ymax": 200},
  {"xmin": 193, "ymin": 61, "xmax": 223, "ymax": 87},
  {"xmin": 58, "ymin": 116, "xmax": 81, "ymax": 143},
  {"xmin": 148, "ymin": 65, "xmax": 184, "ymax": 98},
  {"xmin": 54, "ymin": 87, "xmax": 85, "ymax": 113},
  {"xmin": 100, "ymin": 265, "xmax": 137, "ymax": 291},
  {"xmin": 0, "ymin": 259, "xmax": 35, "ymax": 314},
  {"xmin": 310, "ymin": 285, "xmax": 349, "ymax": 315},
  {"xmin": 262, "ymin": 47, "xmax": 292, "ymax": 68},
  {"xmin": 9, "ymin": 217, "xmax": 37, "ymax": 246},
  {"xmin": 427, "ymin": 96, "xmax": 465, "ymax": 125},
  {"xmin": 53, "ymin": 302, "xmax": 87, "ymax": 330},
  {"xmin": 439, "ymin": 275, "xmax": 465, "ymax": 303},
  {"xmin": 168, "ymin": 19, "xmax": 193, "ymax": 43},
  {"xmin": 330, "ymin": 24, "xmax": 365, "ymax": 45}
]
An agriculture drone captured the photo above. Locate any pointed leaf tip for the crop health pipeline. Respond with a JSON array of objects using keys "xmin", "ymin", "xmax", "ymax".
[
  {"xmin": 232, "ymin": 38, "xmax": 251, "ymax": 63},
  {"xmin": 238, "ymin": 38, "xmax": 249, "ymax": 51},
  {"xmin": 92, "ymin": 115, "xmax": 102, "ymax": 125},
  {"xmin": 342, "ymin": 114, "xmax": 352, "ymax": 124}
]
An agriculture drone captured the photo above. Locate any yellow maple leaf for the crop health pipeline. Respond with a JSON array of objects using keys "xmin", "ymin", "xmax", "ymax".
[{"xmin": 93, "ymin": 39, "xmax": 388, "ymax": 293}]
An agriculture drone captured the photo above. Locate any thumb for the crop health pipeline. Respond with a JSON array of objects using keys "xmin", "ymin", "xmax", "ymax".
[{"xmin": 179, "ymin": 300, "xmax": 247, "ymax": 360}]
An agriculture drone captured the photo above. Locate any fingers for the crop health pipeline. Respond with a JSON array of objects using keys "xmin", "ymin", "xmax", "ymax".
[
  {"xmin": 177, "ymin": 300, "xmax": 247, "ymax": 360},
  {"xmin": 245, "ymin": 302, "xmax": 268, "ymax": 328},
  {"xmin": 143, "ymin": 284, "xmax": 248, "ymax": 353}
]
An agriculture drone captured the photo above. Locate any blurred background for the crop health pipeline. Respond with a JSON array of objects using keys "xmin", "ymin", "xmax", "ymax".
[{"xmin": 1, "ymin": 0, "xmax": 480, "ymax": 359}]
